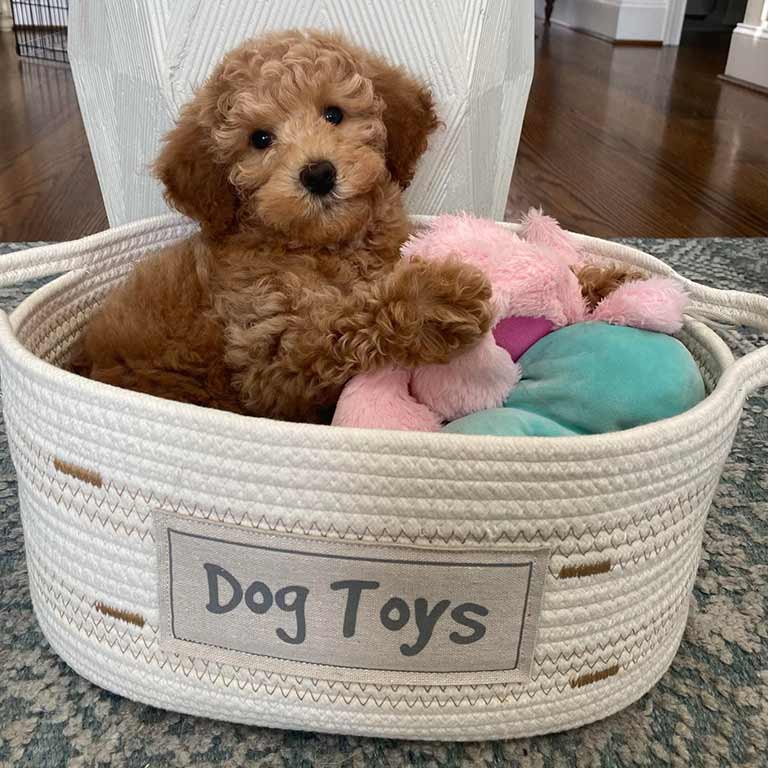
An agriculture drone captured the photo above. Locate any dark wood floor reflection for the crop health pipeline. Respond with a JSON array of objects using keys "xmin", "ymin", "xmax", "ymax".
[
  {"xmin": 0, "ymin": 31, "xmax": 106, "ymax": 242},
  {"xmin": 0, "ymin": 26, "xmax": 766, "ymax": 241},
  {"xmin": 507, "ymin": 26, "xmax": 768, "ymax": 237}
]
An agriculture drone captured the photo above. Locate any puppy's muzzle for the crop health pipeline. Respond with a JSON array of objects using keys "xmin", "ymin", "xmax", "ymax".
[{"xmin": 300, "ymin": 161, "xmax": 337, "ymax": 196}]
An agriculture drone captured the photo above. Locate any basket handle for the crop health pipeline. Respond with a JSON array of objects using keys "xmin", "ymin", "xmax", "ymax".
[
  {"xmin": 0, "ymin": 241, "xmax": 94, "ymax": 287},
  {"xmin": 0, "ymin": 214, "xmax": 194, "ymax": 289},
  {"xmin": 570, "ymin": 233, "xmax": 768, "ymax": 396},
  {"xmin": 685, "ymin": 287, "xmax": 768, "ymax": 397}
]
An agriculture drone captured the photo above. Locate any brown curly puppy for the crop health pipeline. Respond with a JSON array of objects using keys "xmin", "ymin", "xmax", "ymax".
[{"xmin": 73, "ymin": 30, "xmax": 493, "ymax": 422}]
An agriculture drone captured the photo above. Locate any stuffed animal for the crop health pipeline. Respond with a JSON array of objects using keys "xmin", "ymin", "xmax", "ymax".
[{"xmin": 332, "ymin": 211, "xmax": 689, "ymax": 431}]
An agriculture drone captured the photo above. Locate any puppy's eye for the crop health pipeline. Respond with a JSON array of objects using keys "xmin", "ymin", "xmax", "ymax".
[
  {"xmin": 323, "ymin": 106, "xmax": 343, "ymax": 125},
  {"xmin": 250, "ymin": 130, "xmax": 274, "ymax": 150}
]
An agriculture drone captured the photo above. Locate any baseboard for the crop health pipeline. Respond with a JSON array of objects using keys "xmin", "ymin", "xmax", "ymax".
[
  {"xmin": 542, "ymin": 20, "xmax": 617, "ymax": 43},
  {"xmin": 718, "ymin": 74, "xmax": 768, "ymax": 96},
  {"xmin": 613, "ymin": 38, "xmax": 664, "ymax": 46},
  {"xmin": 725, "ymin": 23, "xmax": 768, "ymax": 91},
  {"xmin": 535, "ymin": 0, "xmax": 667, "ymax": 42},
  {"xmin": 544, "ymin": 21, "xmax": 662, "ymax": 46}
]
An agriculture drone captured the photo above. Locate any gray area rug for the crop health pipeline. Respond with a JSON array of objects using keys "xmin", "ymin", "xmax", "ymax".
[{"xmin": 1, "ymin": 238, "xmax": 767, "ymax": 767}]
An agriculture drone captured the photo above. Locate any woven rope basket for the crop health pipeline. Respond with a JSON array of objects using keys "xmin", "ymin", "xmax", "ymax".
[{"xmin": 1, "ymin": 214, "xmax": 766, "ymax": 742}]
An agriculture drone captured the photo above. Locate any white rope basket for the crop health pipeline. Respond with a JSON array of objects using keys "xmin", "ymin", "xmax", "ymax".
[{"xmin": 1, "ymin": 214, "xmax": 766, "ymax": 742}]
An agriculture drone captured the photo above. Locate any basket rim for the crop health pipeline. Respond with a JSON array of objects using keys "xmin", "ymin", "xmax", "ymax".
[{"xmin": 0, "ymin": 217, "xmax": 751, "ymax": 462}]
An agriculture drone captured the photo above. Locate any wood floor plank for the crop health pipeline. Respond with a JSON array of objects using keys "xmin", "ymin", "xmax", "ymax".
[
  {"xmin": 0, "ymin": 31, "xmax": 107, "ymax": 241},
  {"xmin": 508, "ymin": 25, "xmax": 768, "ymax": 237}
]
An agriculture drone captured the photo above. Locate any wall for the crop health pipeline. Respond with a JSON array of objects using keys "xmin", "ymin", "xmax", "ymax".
[
  {"xmin": 1, "ymin": 0, "xmax": 13, "ymax": 31},
  {"xmin": 535, "ymin": 0, "xmax": 671, "ymax": 43},
  {"xmin": 724, "ymin": 0, "xmax": 768, "ymax": 89}
]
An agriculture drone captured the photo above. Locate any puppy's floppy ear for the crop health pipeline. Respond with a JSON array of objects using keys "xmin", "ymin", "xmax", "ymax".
[
  {"xmin": 153, "ymin": 97, "xmax": 237, "ymax": 239},
  {"xmin": 363, "ymin": 56, "xmax": 439, "ymax": 189}
]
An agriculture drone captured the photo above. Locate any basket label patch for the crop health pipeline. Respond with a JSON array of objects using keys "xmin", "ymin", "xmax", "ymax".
[{"xmin": 155, "ymin": 513, "xmax": 549, "ymax": 684}]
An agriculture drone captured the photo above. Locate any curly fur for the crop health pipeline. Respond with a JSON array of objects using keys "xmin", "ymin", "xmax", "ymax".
[
  {"xmin": 72, "ymin": 30, "xmax": 492, "ymax": 422},
  {"xmin": 573, "ymin": 263, "xmax": 648, "ymax": 310}
]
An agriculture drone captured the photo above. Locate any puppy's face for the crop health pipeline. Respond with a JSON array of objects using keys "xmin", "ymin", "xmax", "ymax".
[
  {"xmin": 156, "ymin": 32, "xmax": 438, "ymax": 245},
  {"xmin": 220, "ymin": 41, "xmax": 389, "ymax": 243}
]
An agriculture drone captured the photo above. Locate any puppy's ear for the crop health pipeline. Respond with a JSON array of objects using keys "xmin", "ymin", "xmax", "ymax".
[
  {"xmin": 153, "ymin": 97, "xmax": 237, "ymax": 239},
  {"xmin": 364, "ymin": 57, "xmax": 439, "ymax": 189}
]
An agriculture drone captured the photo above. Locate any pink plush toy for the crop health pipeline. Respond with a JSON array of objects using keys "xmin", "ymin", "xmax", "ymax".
[{"xmin": 332, "ymin": 211, "xmax": 688, "ymax": 431}]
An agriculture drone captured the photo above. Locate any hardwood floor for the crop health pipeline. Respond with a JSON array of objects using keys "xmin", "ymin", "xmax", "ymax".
[
  {"xmin": 0, "ymin": 25, "xmax": 766, "ymax": 241},
  {"xmin": 507, "ymin": 26, "xmax": 768, "ymax": 237},
  {"xmin": 0, "ymin": 31, "xmax": 107, "ymax": 242}
]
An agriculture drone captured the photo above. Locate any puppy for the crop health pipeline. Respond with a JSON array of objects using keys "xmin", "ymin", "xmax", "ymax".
[{"xmin": 73, "ymin": 31, "xmax": 492, "ymax": 422}]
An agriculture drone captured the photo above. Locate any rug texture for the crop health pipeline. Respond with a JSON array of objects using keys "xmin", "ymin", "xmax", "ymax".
[{"xmin": 1, "ymin": 239, "xmax": 767, "ymax": 768}]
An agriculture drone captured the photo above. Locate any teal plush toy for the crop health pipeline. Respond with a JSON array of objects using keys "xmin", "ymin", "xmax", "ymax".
[{"xmin": 444, "ymin": 323, "xmax": 705, "ymax": 437}]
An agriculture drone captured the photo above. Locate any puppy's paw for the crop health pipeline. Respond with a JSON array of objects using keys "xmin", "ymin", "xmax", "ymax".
[
  {"xmin": 387, "ymin": 259, "xmax": 493, "ymax": 366},
  {"xmin": 423, "ymin": 259, "xmax": 494, "ymax": 351}
]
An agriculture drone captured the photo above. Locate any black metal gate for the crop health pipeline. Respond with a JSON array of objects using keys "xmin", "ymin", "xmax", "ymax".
[{"xmin": 11, "ymin": 0, "xmax": 69, "ymax": 64}]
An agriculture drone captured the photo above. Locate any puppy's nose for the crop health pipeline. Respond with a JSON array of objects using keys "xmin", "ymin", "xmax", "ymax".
[{"xmin": 300, "ymin": 160, "xmax": 337, "ymax": 196}]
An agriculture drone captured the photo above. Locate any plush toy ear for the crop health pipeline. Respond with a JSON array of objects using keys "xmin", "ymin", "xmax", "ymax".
[
  {"xmin": 362, "ymin": 54, "xmax": 439, "ymax": 189},
  {"xmin": 153, "ymin": 96, "xmax": 238, "ymax": 239}
]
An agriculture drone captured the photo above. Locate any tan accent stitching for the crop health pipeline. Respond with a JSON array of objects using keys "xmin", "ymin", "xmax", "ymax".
[
  {"xmin": 29, "ymin": 547, "xmax": 691, "ymax": 694},
  {"xmin": 7, "ymin": 422, "xmax": 716, "ymax": 570},
  {"xmin": 27, "ymin": 558, "xmax": 691, "ymax": 707},
  {"xmin": 570, "ymin": 664, "xmax": 620, "ymax": 689},
  {"xmin": 94, "ymin": 601, "xmax": 145, "ymax": 627},
  {"xmin": 53, "ymin": 457, "xmax": 102, "ymax": 488},
  {"xmin": 17, "ymin": 433, "xmax": 711, "ymax": 542},
  {"xmin": 1, "ymin": 411, "xmax": 714, "ymax": 549},
  {"xmin": 558, "ymin": 559, "xmax": 612, "ymax": 579}
]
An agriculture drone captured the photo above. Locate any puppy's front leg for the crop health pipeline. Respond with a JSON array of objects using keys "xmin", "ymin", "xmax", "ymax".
[
  {"xmin": 227, "ymin": 260, "xmax": 492, "ymax": 421},
  {"xmin": 281, "ymin": 258, "xmax": 492, "ymax": 381},
  {"xmin": 358, "ymin": 257, "xmax": 494, "ymax": 368}
]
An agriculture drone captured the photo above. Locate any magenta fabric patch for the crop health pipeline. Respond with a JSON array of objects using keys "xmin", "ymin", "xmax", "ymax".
[{"xmin": 493, "ymin": 316, "xmax": 555, "ymax": 361}]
